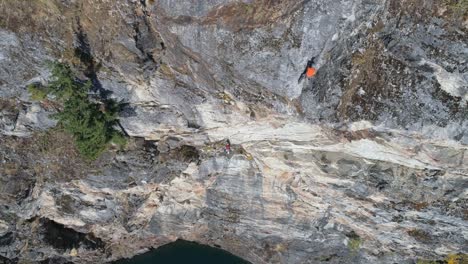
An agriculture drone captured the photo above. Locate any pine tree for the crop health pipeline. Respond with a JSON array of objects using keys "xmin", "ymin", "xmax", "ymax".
[{"xmin": 30, "ymin": 62, "xmax": 126, "ymax": 160}]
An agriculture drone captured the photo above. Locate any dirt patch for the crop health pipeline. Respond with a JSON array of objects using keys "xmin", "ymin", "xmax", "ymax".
[
  {"xmin": 388, "ymin": 0, "xmax": 439, "ymax": 20},
  {"xmin": 0, "ymin": 1, "xmax": 61, "ymax": 33},
  {"xmin": 0, "ymin": 99, "xmax": 19, "ymax": 112},
  {"xmin": 407, "ymin": 229, "xmax": 432, "ymax": 243},
  {"xmin": 440, "ymin": 0, "xmax": 468, "ymax": 22},
  {"xmin": 0, "ymin": 0, "xmax": 161, "ymax": 71},
  {"xmin": 338, "ymin": 39, "xmax": 405, "ymax": 121},
  {"xmin": 389, "ymin": 0, "xmax": 468, "ymax": 25},
  {"xmin": 202, "ymin": 0, "xmax": 304, "ymax": 31},
  {"xmin": 0, "ymin": 129, "xmax": 106, "ymax": 205},
  {"xmin": 0, "ymin": 0, "xmax": 74, "ymax": 55}
]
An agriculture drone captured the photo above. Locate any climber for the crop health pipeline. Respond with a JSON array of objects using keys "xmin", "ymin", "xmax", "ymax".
[
  {"xmin": 298, "ymin": 57, "xmax": 317, "ymax": 83},
  {"xmin": 225, "ymin": 139, "xmax": 231, "ymax": 155}
]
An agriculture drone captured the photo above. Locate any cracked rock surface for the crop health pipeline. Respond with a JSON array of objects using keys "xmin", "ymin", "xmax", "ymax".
[{"xmin": 0, "ymin": 0, "xmax": 467, "ymax": 263}]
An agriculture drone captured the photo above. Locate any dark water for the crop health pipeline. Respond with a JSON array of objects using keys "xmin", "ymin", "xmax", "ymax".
[{"xmin": 115, "ymin": 240, "xmax": 251, "ymax": 264}]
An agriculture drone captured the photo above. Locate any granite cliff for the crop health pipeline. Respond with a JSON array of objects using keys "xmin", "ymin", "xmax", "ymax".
[{"xmin": 0, "ymin": 0, "xmax": 467, "ymax": 263}]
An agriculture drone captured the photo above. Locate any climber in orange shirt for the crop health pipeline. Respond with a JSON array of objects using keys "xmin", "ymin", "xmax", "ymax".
[{"xmin": 298, "ymin": 57, "xmax": 317, "ymax": 83}]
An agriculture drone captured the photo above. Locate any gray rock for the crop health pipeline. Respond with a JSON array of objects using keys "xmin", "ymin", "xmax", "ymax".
[{"xmin": 0, "ymin": 0, "xmax": 467, "ymax": 264}]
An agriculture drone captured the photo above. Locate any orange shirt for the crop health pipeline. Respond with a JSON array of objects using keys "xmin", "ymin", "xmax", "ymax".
[{"xmin": 306, "ymin": 67, "xmax": 316, "ymax": 78}]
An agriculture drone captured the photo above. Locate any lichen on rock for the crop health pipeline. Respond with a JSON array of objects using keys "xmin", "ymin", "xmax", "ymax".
[{"xmin": 0, "ymin": 0, "xmax": 467, "ymax": 263}]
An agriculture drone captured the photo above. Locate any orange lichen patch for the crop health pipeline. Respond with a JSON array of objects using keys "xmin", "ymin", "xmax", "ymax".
[{"xmin": 202, "ymin": 0, "xmax": 303, "ymax": 31}]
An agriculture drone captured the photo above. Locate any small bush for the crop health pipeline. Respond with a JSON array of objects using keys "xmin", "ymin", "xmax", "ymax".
[
  {"xmin": 417, "ymin": 254, "xmax": 468, "ymax": 264},
  {"xmin": 46, "ymin": 61, "xmax": 88, "ymax": 101},
  {"xmin": 348, "ymin": 237, "xmax": 361, "ymax": 252},
  {"xmin": 444, "ymin": 0, "xmax": 468, "ymax": 16},
  {"xmin": 29, "ymin": 62, "xmax": 126, "ymax": 160},
  {"xmin": 346, "ymin": 231, "xmax": 362, "ymax": 252},
  {"xmin": 447, "ymin": 254, "xmax": 468, "ymax": 264},
  {"xmin": 110, "ymin": 131, "xmax": 127, "ymax": 148},
  {"xmin": 28, "ymin": 83, "xmax": 49, "ymax": 101}
]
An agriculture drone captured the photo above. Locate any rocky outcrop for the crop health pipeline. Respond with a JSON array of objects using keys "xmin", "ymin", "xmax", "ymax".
[
  {"xmin": 302, "ymin": 0, "xmax": 468, "ymax": 143},
  {"xmin": 0, "ymin": 0, "xmax": 467, "ymax": 263}
]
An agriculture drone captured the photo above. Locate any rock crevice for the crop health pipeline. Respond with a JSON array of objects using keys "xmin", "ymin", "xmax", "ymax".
[{"xmin": 0, "ymin": 0, "xmax": 467, "ymax": 263}]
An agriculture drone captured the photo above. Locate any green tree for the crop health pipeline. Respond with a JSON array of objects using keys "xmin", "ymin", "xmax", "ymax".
[{"xmin": 30, "ymin": 62, "xmax": 126, "ymax": 160}]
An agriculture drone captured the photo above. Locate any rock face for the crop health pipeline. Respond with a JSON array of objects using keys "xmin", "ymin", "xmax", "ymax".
[{"xmin": 0, "ymin": 0, "xmax": 467, "ymax": 263}]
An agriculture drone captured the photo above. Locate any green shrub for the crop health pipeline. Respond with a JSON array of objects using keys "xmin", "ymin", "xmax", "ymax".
[
  {"xmin": 444, "ymin": 0, "xmax": 468, "ymax": 16},
  {"xmin": 110, "ymin": 130, "xmax": 127, "ymax": 148},
  {"xmin": 28, "ymin": 83, "xmax": 49, "ymax": 101},
  {"xmin": 417, "ymin": 253, "xmax": 468, "ymax": 264},
  {"xmin": 29, "ymin": 62, "xmax": 126, "ymax": 160},
  {"xmin": 348, "ymin": 237, "xmax": 361, "ymax": 252},
  {"xmin": 346, "ymin": 231, "xmax": 362, "ymax": 253},
  {"xmin": 46, "ymin": 61, "xmax": 88, "ymax": 101}
]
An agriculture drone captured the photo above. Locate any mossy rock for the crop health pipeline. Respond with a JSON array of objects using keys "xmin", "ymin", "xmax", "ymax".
[{"xmin": 27, "ymin": 83, "xmax": 48, "ymax": 101}]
